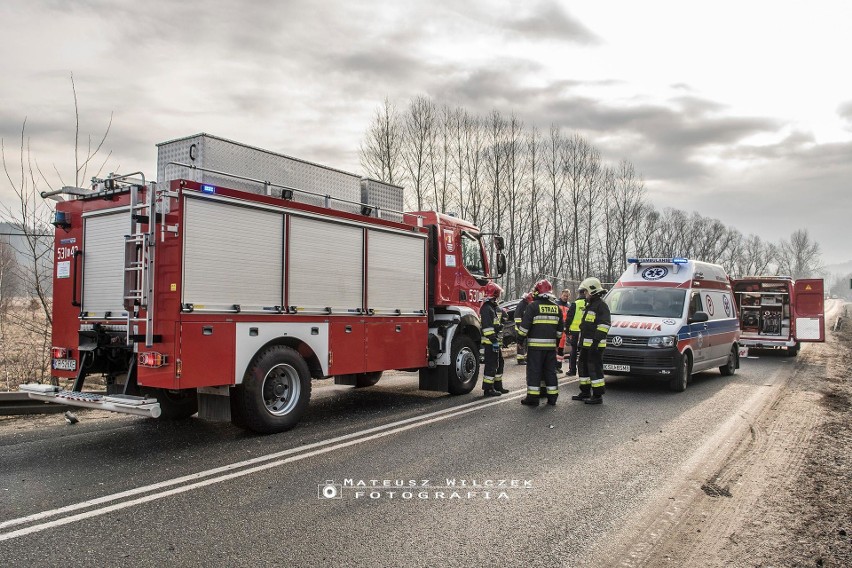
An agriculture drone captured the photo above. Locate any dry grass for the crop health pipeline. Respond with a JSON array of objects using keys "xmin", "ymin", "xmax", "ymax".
[{"xmin": 0, "ymin": 300, "xmax": 52, "ymax": 390}]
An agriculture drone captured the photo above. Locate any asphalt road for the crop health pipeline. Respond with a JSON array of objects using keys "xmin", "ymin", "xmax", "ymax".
[{"xmin": 0, "ymin": 346, "xmax": 810, "ymax": 567}]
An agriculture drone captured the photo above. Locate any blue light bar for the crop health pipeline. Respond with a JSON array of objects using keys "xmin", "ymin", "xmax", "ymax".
[
  {"xmin": 628, "ymin": 257, "xmax": 690, "ymax": 265},
  {"xmin": 201, "ymin": 184, "xmax": 216, "ymax": 194}
]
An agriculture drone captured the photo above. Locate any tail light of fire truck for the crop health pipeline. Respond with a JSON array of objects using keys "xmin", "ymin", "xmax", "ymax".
[
  {"xmin": 51, "ymin": 347, "xmax": 70, "ymax": 359},
  {"xmin": 138, "ymin": 352, "xmax": 168, "ymax": 368}
]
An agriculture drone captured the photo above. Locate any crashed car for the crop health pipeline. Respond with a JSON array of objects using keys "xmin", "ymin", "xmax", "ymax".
[{"xmin": 497, "ymin": 298, "xmax": 523, "ymax": 347}]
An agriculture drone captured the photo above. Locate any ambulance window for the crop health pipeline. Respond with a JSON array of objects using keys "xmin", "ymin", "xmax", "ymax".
[
  {"xmin": 460, "ymin": 232, "xmax": 485, "ymax": 277},
  {"xmin": 689, "ymin": 293, "xmax": 703, "ymax": 317}
]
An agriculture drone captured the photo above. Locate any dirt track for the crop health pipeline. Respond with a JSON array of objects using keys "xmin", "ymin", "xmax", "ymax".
[{"xmin": 635, "ymin": 304, "xmax": 852, "ymax": 567}]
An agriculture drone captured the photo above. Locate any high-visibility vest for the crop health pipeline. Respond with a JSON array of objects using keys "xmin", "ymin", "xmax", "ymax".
[{"xmin": 569, "ymin": 298, "xmax": 586, "ymax": 332}]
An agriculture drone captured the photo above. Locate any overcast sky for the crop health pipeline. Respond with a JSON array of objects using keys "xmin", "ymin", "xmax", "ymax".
[{"xmin": 1, "ymin": 0, "xmax": 850, "ymax": 266}]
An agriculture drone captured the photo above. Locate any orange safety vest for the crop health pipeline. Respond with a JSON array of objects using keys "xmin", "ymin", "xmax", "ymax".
[{"xmin": 558, "ymin": 304, "xmax": 569, "ymax": 350}]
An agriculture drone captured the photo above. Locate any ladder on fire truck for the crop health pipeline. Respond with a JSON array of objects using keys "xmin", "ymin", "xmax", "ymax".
[{"xmin": 123, "ymin": 181, "xmax": 157, "ymax": 348}]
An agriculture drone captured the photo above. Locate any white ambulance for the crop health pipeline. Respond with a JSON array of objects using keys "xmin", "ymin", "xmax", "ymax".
[{"xmin": 601, "ymin": 257, "xmax": 741, "ymax": 392}]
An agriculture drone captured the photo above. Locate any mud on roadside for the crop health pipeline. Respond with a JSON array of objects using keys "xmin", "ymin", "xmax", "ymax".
[{"xmin": 646, "ymin": 305, "xmax": 852, "ymax": 568}]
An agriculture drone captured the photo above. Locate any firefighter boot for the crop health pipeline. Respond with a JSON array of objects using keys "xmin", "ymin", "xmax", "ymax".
[
  {"xmin": 584, "ymin": 395, "xmax": 603, "ymax": 405},
  {"xmin": 494, "ymin": 381, "xmax": 509, "ymax": 394},
  {"xmin": 483, "ymin": 387, "xmax": 502, "ymax": 397},
  {"xmin": 571, "ymin": 392, "xmax": 590, "ymax": 401},
  {"xmin": 547, "ymin": 394, "xmax": 558, "ymax": 406},
  {"xmin": 520, "ymin": 394, "xmax": 540, "ymax": 406}
]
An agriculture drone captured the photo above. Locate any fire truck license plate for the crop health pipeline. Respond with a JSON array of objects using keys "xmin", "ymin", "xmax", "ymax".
[
  {"xmin": 603, "ymin": 364, "xmax": 630, "ymax": 372},
  {"xmin": 52, "ymin": 359, "xmax": 77, "ymax": 371}
]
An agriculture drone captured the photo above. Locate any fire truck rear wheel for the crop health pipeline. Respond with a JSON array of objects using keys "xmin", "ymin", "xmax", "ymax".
[
  {"xmin": 786, "ymin": 342, "xmax": 800, "ymax": 357},
  {"xmin": 236, "ymin": 345, "xmax": 311, "ymax": 434},
  {"xmin": 140, "ymin": 387, "xmax": 198, "ymax": 420},
  {"xmin": 447, "ymin": 334, "xmax": 479, "ymax": 395}
]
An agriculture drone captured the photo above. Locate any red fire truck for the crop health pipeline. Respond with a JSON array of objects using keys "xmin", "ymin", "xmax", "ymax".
[
  {"xmin": 731, "ymin": 276, "xmax": 825, "ymax": 356},
  {"xmin": 21, "ymin": 134, "xmax": 506, "ymax": 433}
]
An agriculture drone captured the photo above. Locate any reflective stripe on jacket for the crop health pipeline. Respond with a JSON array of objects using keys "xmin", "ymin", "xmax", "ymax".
[{"xmin": 518, "ymin": 297, "xmax": 564, "ymax": 351}]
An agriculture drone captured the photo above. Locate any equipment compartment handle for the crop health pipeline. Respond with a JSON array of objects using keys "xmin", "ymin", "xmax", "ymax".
[{"xmin": 72, "ymin": 250, "xmax": 83, "ymax": 307}]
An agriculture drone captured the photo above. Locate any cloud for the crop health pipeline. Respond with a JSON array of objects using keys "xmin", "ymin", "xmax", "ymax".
[
  {"xmin": 839, "ymin": 100, "xmax": 852, "ymax": 130},
  {"xmin": 501, "ymin": 1, "xmax": 599, "ymax": 44}
]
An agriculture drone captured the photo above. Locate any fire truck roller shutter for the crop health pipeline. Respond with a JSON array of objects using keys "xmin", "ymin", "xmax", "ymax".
[
  {"xmin": 183, "ymin": 198, "xmax": 283, "ymax": 310},
  {"xmin": 367, "ymin": 229, "xmax": 426, "ymax": 314},
  {"xmin": 288, "ymin": 216, "xmax": 363, "ymax": 311},
  {"xmin": 82, "ymin": 211, "xmax": 129, "ymax": 318}
]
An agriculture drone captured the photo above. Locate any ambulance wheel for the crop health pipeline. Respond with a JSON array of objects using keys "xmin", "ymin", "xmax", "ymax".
[
  {"xmin": 719, "ymin": 345, "xmax": 738, "ymax": 376},
  {"xmin": 669, "ymin": 352, "xmax": 691, "ymax": 392},
  {"xmin": 140, "ymin": 387, "xmax": 198, "ymax": 420},
  {"xmin": 355, "ymin": 371, "xmax": 383, "ymax": 388},
  {"xmin": 786, "ymin": 342, "xmax": 800, "ymax": 357},
  {"xmin": 234, "ymin": 345, "xmax": 311, "ymax": 434},
  {"xmin": 448, "ymin": 334, "xmax": 479, "ymax": 395}
]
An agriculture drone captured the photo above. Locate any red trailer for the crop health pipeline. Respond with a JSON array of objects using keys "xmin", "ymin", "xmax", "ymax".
[
  {"xmin": 21, "ymin": 135, "xmax": 505, "ymax": 433},
  {"xmin": 731, "ymin": 276, "xmax": 825, "ymax": 356}
]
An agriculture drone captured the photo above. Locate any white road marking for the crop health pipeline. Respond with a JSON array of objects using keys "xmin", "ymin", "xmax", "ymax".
[{"xmin": 1, "ymin": 379, "xmax": 577, "ymax": 542}]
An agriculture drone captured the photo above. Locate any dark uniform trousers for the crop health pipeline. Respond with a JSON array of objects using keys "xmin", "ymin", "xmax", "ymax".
[
  {"xmin": 527, "ymin": 349, "xmax": 557, "ymax": 396},
  {"xmin": 483, "ymin": 344, "xmax": 505, "ymax": 385},
  {"xmin": 577, "ymin": 347, "xmax": 605, "ymax": 396}
]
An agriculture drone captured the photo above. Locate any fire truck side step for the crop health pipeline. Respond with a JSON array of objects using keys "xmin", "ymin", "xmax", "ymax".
[{"xmin": 18, "ymin": 384, "xmax": 162, "ymax": 418}]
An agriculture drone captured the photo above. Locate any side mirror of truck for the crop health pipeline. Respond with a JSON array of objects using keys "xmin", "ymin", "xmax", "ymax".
[
  {"xmin": 689, "ymin": 311, "xmax": 709, "ymax": 323},
  {"xmin": 494, "ymin": 235, "xmax": 505, "ymax": 251},
  {"xmin": 496, "ymin": 252, "xmax": 507, "ymax": 276}
]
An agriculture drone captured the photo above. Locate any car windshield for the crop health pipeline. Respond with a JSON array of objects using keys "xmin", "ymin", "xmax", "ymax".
[{"xmin": 605, "ymin": 288, "xmax": 687, "ymax": 318}]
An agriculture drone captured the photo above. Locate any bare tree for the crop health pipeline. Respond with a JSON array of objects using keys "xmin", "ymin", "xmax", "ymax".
[
  {"xmin": 563, "ymin": 133, "xmax": 602, "ymax": 279},
  {"xmin": 359, "ymin": 97, "xmax": 404, "ymax": 189},
  {"xmin": 544, "ymin": 125, "xmax": 570, "ymax": 285},
  {"xmin": 776, "ymin": 229, "xmax": 822, "ymax": 279},
  {"xmin": 429, "ymin": 104, "xmax": 454, "ymax": 213},
  {"xmin": 400, "ymin": 95, "xmax": 435, "ymax": 211},
  {"xmin": 459, "ymin": 113, "xmax": 486, "ymax": 227},
  {"xmin": 483, "ymin": 110, "xmax": 507, "ymax": 236},
  {"xmin": 0, "ymin": 236, "xmax": 17, "ymax": 317},
  {"xmin": 0, "ymin": 74, "xmax": 114, "ymax": 385},
  {"xmin": 727, "ymin": 234, "xmax": 776, "ymax": 278}
]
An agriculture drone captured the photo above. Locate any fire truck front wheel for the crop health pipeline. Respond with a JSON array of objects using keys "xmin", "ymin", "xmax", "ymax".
[
  {"xmin": 235, "ymin": 345, "xmax": 311, "ymax": 434},
  {"xmin": 447, "ymin": 334, "xmax": 479, "ymax": 395}
]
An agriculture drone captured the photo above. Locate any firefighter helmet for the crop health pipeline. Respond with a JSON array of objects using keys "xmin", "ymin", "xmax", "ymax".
[
  {"xmin": 534, "ymin": 279, "xmax": 553, "ymax": 296},
  {"xmin": 484, "ymin": 282, "xmax": 503, "ymax": 300},
  {"xmin": 579, "ymin": 277, "xmax": 606, "ymax": 296}
]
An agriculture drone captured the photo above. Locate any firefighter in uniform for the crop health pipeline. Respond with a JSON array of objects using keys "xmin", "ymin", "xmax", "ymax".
[
  {"xmin": 480, "ymin": 282, "xmax": 508, "ymax": 397},
  {"xmin": 564, "ymin": 286, "xmax": 587, "ymax": 376},
  {"xmin": 517, "ymin": 279, "xmax": 564, "ymax": 406},
  {"xmin": 572, "ymin": 277, "xmax": 610, "ymax": 405},
  {"xmin": 555, "ymin": 289, "xmax": 572, "ymax": 373},
  {"xmin": 514, "ymin": 292, "xmax": 533, "ymax": 365}
]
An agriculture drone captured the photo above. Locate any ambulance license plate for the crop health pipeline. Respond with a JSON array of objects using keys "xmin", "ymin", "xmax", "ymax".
[
  {"xmin": 603, "ymin": 364, "xmax": 630, "ymax": 372},
  {"xmin": 52, "ymin": 358, "xmax": 77, "ymax": 371}
]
